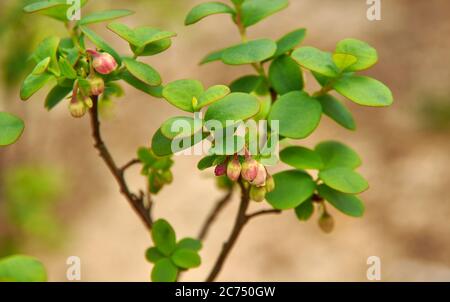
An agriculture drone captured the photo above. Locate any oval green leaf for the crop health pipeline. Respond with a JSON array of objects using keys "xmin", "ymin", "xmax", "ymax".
[
  {"xmin": 0, "ymin": 112, "xmax": 25, "ymax": 146},
  {"xmin": 241, "ymin": 0, "xmax": 289, "ymax": 27},
  {"xmin": 151, "ymin": 219, "xmax": 177, "ymax": 256},
  {"xmin": 269, "ymin": 55, "xmax": 304, "ymax": 95},
  {"xmin": 123, "ymin": 58, "xmax": 161, "ymax": 87},
  {"xmin": 335, "ymin": 38, "xmax": 378, "ymax": 71},
  {"xmin": 315, "ymin": 141, "xmax": 361, "ymax": 169},
  {"xmin": 171, "ymin": 248, "xmax": 201, "ymax": 269},
  {"xmin": 78, "ymin": 9, "xmax": 134, "ymax": 26},
  {"xmin": 266, "ymin": 170, "xmax": 316, "ymax": 210},
  {"xmin": 196, "ymin": 85, "xmax": 230, "ymax": 110},
  {"xmin": 280, "ymin": 146, "xmax": 324, "ymax": 170},
  {"xmin": 162, "ymin": 79, "xmax": 204, "ymax": 112},
  {"xmin": 275, "ymin": 28, "xmax": 307, "ymax": 57},
  {"xmin": 20, "ymin": 73, "xmax": 53, "ymax": 101},
  {"xmin": 204, "ymin": 93, "xmax": 260, "ymax": 126},
  {"xmin": 45, "ymin": 85, "xmax": 72, "ymax": 110},
  {"xmin": 177, "ymin": 238, "xmax": 202, "ymax": 251},
  {"xmin": 294, "ymin": 198, "xmax": 314, "ymax": 221},
  {"xmin": 268, "ymin": 91, "xmax": 322, "ymax": 139},
  {"xmin": 145, "ymin": 247, "xmax": 165, "ymax": 264},
  {"xmin": 333, "ymin": 75, "xmax": 393, "ymax": 107},
  {"xmin": 317, "ymin": 184, "xmax": 365, "ymax": 217},
  {"xmin": 222, "ymin": 39, "xmax": 277, "ymax": 65},
  {"xmin": 160, "ymin": 116, "xmax": 203, "ymax": 139},
  {"xmin": 185, "ymin": 2, "xmax": 235, "ymax": 25},
  {"xmin": 151, "ymin": 258, "xmax": 178, "ymax": 282},
  {"xmin": 316, "ymin": 94, "xmax": 356, "ymax": 130},
  {"xmin": 0, "ymin": 255, "xmax": 47, "ymax": 282},
  {"xmin": 319, "ymin": 167, "xmax": 369, "ymax": 194},
  {"xmin": 291, "ymin": 46, "xmax": 340, "ymax": 78}
]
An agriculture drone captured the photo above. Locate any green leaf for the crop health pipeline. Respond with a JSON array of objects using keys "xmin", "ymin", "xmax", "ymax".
[
  {"xmin": 120, "ymin": 71, "xmax": 163, "ymax": 98},
  {"xmin": 317, "ymin": 94, "xmax": 356, "ymax": 130},
  {"xmin": 268, "ymin": 91, "xmax": 322, "ymax": 139},
  {"xmin": 32, "ymin": 57, "xmax": 51, "ymax": 75},
  {"xmin": 269, "ymin": 55, "xmax": 304, "ymax": 95},
  {"xmin": 45, "ymin": 85, "xmax": 72, "ymax": 110},
  {"xmin": 211, "ymin": 135, "xmax": 245, "ymax": 155},
  {"xmin": 317, "ymin": 184, "xmax": 365, "ymax": 217},
  {"xmin": 80, "ymin": 26, "xmax": 122, "ymax": 65},
  {"xmin": 0, "ymin": 255, "xmax": 47, "ymax": 282},
  {"xmin": 185, "ymin": 2, "xmax": 234, "ymax": 25},
  {"xmin": 152, "ymin": 219, "xmax": 177, "ymax": 256},
  {"xmin": 58, "ymin": 57, "xmax": 77, "ymax": 79},
  {"xmin": 204, "ymin": 93, "xmax": 260, "ymax": 126},
  {"xmin": 230, "ymin": 75, "xmax": 264, "ymax": 94},
  {"xmin": 171, "ymin": 248, "xmax": 201, "ymax": 269},
  {"xmin": 333, "ymin": 75, "xmax": 393, "ymax": 107},
  {"xmin": 335, "ymin": 38, "xmax": 378, "ymax": 71},
  {"xmin": 280, "ymin": 146, "xmax": 324, "ymax": 170},
  {"xmin": 177, "ymin": 238, "xmax": 202, "ymax": 251},
  {"xmin": 315, "ymin": 141, "xmax": 361, "ymax": 169},
  {"xmin": 162, "ymin": 79, "xmax": 204, "ymax": 112},
  {"xmin": 145, "ymin": 247, "xmax": 165, "ymax": 263},
  {"xmin": 274, "ymin": 28, "xmax": 307, "ymax": 57},
  {"xmin": 151, "ymin": 258, "xmax": 178, "ymax": 282},
  {"xmin": 78, "ymin": 9, "xmax": 134, "ymax": 26},
  {"xmin": 266, "ymin": 170, "xmax": 316, "ymax": 210},
  {"xmin": 31, "ymin": 0, "xmax": 88, "ymax": 21},
  {"xmin": 294, "ymin": 199, "xmax": 314, "ymax": 221},
  {"xmin": 0, "ymin": 112, "xmax": 25, "ymax": 146},
  {"xmin": 130, "ymin": 39, "xmax": 172, "ymax": 56},
  {"xmin": 123, "ymin": 58, "xmax": 161, "ymax": 86},
  {"xmin": 291, "ymin": 47, "xmax": 340, "ymax": 78},
  {"xmin": 332, "ymin": 53, "xmax": 357, "ymax": 71},
  {"xmin": 32, "ymin": 36, "xmax": 60, "ymax": 76},
  {"xmin": 107, "ymin": 23, "xmax": 176, "ymax": 49},
  {"xmin": 23, "ymin": 0, "xmax": 66, "ymax": 13},
  {"xmin": 200, "ymin": 48, "xmax": 226, "ymax": 65},
  {"xmin": 241, "ymin": 0, "xmax": 289, "ymax": 27},
  {"xmin": 152, "ymin": 128, "xmax": 205, "ymax": 157},
  {"xmin": 160, "ymin": 116, "xmax": 203, "ymax": 139},
  {"xmin": 319, "ymin": 167, "xmax": 369, "ymax": 194},
  {"xmin": 222, "ymin": 39, "xmax": 277, "ymax": 65},
  {"xmin": 196, "ymin": 85, "xmax": 230, "ymax": 110},
  {"xmin": 197, "ymin": 155, "xmax": 219, "ymax": 170},
  {"xmin": 20, "ymin": 73, "xmax": 53, "ymax": 101}
]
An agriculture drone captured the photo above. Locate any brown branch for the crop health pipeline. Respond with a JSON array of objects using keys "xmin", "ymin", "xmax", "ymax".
[
  {"xmin": 205, "ymin": 182, "xmax": 250, "ymax": 282},
  {"xmin": 247, "ymin": 209, "xmax": 282, "ymax": 220},
  {"xmin": 89, "ymin": 96, "xmax": 153, "ymax": 230},
  {"xmin": 120, "ymin": 158, "xmax": 140, "ymax": 174},
  {"xmin": 198, "ymin": 189, "xmax": 234, "ymax": 241}
]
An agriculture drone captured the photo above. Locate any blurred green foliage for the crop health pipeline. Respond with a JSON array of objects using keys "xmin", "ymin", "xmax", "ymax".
[{"xmin": 0, "ymin": 165, "xmax": 66, "ymax": 257}]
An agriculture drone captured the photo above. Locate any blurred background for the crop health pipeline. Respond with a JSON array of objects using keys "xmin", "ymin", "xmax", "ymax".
[{"xmin": 0, "ymin": 0, "xmax": 449, "ymax": 281}]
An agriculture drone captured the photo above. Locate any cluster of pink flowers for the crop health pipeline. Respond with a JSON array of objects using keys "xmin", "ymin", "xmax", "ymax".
[{"xmin": 215, "ymin": 154, "xmax": 275, "ymax": 202}]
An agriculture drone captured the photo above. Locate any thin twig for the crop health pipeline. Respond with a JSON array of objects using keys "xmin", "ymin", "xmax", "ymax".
[
  {"xmin": 120, "ymin": 158, "xmax": 140, "ymax": 174},
  {"xmin": 246, "ymin": 209, "xmax": 282, "ymax": 220},
  {"xmin": 198, "ymin": 189, "xmax": 234, "ymax": 241},
  {"xmin": 89, "ymin": 96, "xmax": 153, "ymax": 230}
]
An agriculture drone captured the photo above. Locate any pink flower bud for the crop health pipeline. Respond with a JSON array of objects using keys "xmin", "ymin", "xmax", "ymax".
[
  {"xmin": 214, "ymin": 163, "xmax": 227, "ymax": 176},
  {"xmin": 250, "ymin": 163, "xmax": 267, "ymax": 187},
  {"xmin": 227, "ymin": 158, "xmax": 241, "ymax": 181},
  {"xmin": 265, "ymin": 174, "xmax": 275, "ymax": 192},
  {"xmin": 88, "ymin": 76, "xmax": 105, "ymax": 96},
  {"xmin": 87, "ymin": 49, "xmax": 118, "ymax": 75},
  {"xmin": 250, "ymin": 186, "xmax": 266, "ymax": 202},
  {"xmin": 241, "ymin": 157, "xmax": 259, "ymax": 181}
]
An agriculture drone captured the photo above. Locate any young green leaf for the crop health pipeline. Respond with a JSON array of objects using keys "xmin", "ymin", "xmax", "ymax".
[
  {"xmin": 197, "ymin": 155, "xmax": 219, "ymax": 171},
  {"xmin": 171, "ymin": 248, "xmax": 201, "ymax": 269},
  {"xmin": 120, "ymin": 71, "xmax": 163, "ymax": 98},
  {"xmin": 80, "ymin": 26, "xmax": 122, "ymax": 65},
  {"xmin": 333, "ymin": 75, "xmax": 393, "ymax": 107},
  {"xmin": 291, "ymin": 47, "xmax": 340, "ymax": 78},
  {"xmin": 280, "ymin": 146, "xmax": 324, "ymax": 170},
  {"xmin": 0, "ymin": 112, "xmax": 25, "ymax": 146},
  {"xmin": 0, "ymin": 255, "xmax": 47, "ymax": 282},
  {"xmin": 196, "ymin": 85, "xmax": 230, "ymax": 110},
  {"xmin": 241, "ymin": 0, "xmax": 289, "ymax": 27},
  {"xmin": 204, "ymin": 93, "xmax": 260, "ymax": 126},
  {"xmin": 268, "ymin": 91, "xmax": 322, "ymax": 139},
  {"xmin": 151, "ymin": 258, "xmax": 178, "ymax": 282},
  {"xmin": 152, "ymin": 219, "xmax": 177, "ymax": 256},
  {"xmin": 269, "ymin": 55, "xmax": 304, "ymax": 95},
  {"xmin": 58, "ymin": 57, "xmax": 77, "ymax": 79},
  {"xmin": 108, "ymin": 23, "xmax": 176, "ymax": 49},
  {"xmin": 317, "ymin": 184, "xmax": 365, "ymax": 217},
  {"xmin": 32, "ymin": 36, "xmax": 60, "ymax": 76},
  {"xmin": 123, "ymin": 58, "xmax": 161, "ymax": 86},
  {"xmin": 319, "ymin": 167, "xmax": 369, "ymax": 194},
  {"xmin": 77, "ymin": 9, "xmax": 134, "ymax": 26},
  {"xmin": 266, "ymin": 170, "xmax": 316, "ymax": 210},
  {"xmin": 31, "ymin": 0, "xmax": 88, "ymax": 21},
  {"xmin": 222, "ymin": 39, "xmax": 277, "ymax": 65},
  {"xmin": 229, "ymin": 75, "xmax": 264, "ymax": 93},
  {"xmin": 20, "ymin": 73, "xmax": 53, "ymax": 101},
  {"xmin": 23, "ymin": 0, "xmax": 66, "ymax": 13},
  {"xmin": 335, "ymin": 38, "xmax": 378, "ymax": 71},
  {"xmin": 316, "ymin": 94, "xmax": 356, "ymax": 130},
  {"xmin": 130, "ymin": 39, "xmax": 172, "ymax": 57},
  {"xmin": 145, "ymin": 247, "xmax": 165, "ymax": 263},
  {"xmin": 177, "ymin": 238, "xmax": 202, "ymax": 251},
  {"xmin": 294, "ymin": 199, "xmax": 314, "ymax": 221},
  {"xmin": 315, "ymin": 141, "xmax": 361, "ymax": 169},
  {"xmin": 274, "ymin": 28, "xmax": 307, "ymax": 57},
  {"xmin": 160, "ymin": 116, "xmax": 203, "ymax": 140},
  {"xmin": 32, "ymin": 57, "xmax": 51, "ymax": 75},
  {"xmin": 162, "ymin": 79, "xmax": 204, "ymax": 112},
  {"xmin": 45, "ymin": 85, "xmax": 72, "ymax": 110},
  {"xmin": 332, "ymin": 53, "xmax": 357, "ymax": 71},
  {"xmin": 200, "ymin": 48, "xmax": 227, "ymax": 65},
  {"xmin": 185, "ymin": 2, "xmax": 235, "ymax": 25},
  {"xmin": 152, "ymin": 128, "xmax": 205, "ymax": 157}
]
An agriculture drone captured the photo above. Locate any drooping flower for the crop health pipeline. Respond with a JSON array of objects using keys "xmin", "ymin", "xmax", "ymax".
[
  {"xmin": 250, "ymin": 163, "xmax": 267, "ymax": 187},
  {"xmin": 227, "ymin": 157, "xmax": 241, "ymax": 181},
  {"xmin": 87, "ymin": 49, "xmax": 118, "ymax": 75},
  {"xmin": 88, "ymin": 76, "xmax": 105, "ymax": 96},
  {"xmin": 250, "ymin": 186, "xmax": 266, "ymax": 202},
  {"xmin": 241, "ymin": 157, "xmax": 259, "ymax": 181},
  {"xmin": 214, "ymin": 163, "xmax": 227, "ymax": 176}
]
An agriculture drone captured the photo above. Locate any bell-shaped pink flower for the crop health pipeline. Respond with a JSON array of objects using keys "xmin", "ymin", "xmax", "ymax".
[
  {"xmin": 227, "ymin": 157, "xmax": 241, "ymax": 181},
  {"xmin": 88, "ymin": 76, "xmax": 105, "ymax": 96},
  {"xmin": 214, "ymin": 163, "xmax": 227, "ymax": 176},
  {"xmin": 87, "ymin": 49, "xmax": 118, "ymax": 75},
  {"xmin": 241, "ymin": 157, "xmax": 259, "ymax": 181},
  {"xmin": 250, "ymin": 163, "xmax": 267, "ymax": 187}
]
